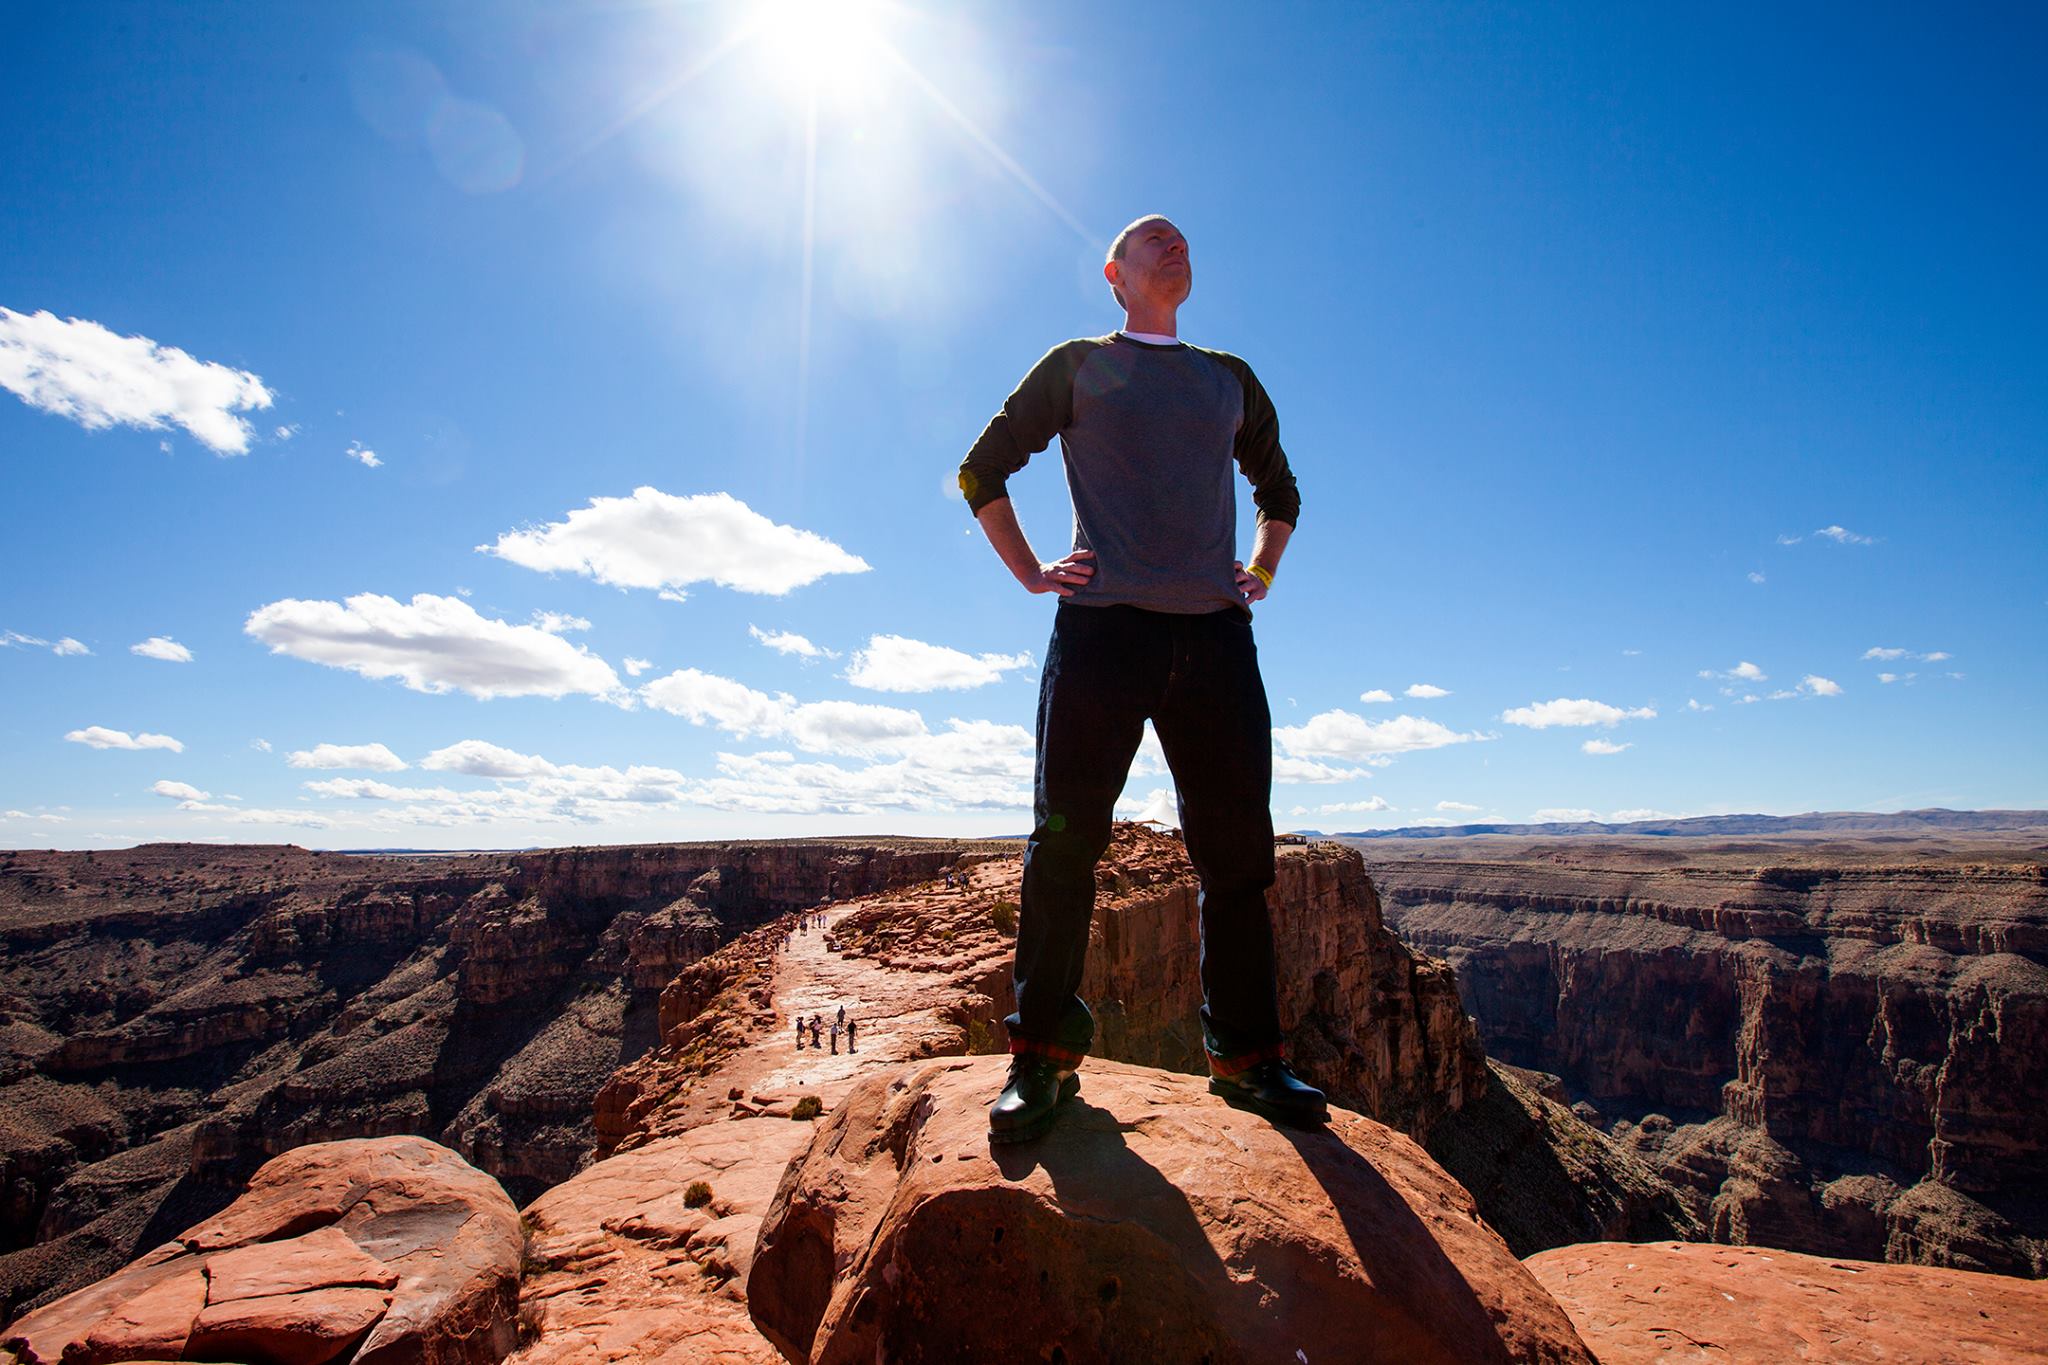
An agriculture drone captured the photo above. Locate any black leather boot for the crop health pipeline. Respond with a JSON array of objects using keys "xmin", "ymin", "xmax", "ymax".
[
  {"xmin": 1208, "ymin": 1060, "xmax": 1328, "ymax": 1127},
  {"xmin": 987, "ymin": 1055, "xmax": 1081, "ymax": 1144}
]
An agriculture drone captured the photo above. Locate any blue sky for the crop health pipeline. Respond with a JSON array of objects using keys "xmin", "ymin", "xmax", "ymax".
[{"xmin": 3, "ymin": 1, "xmax": 2043, "ymax": 848}]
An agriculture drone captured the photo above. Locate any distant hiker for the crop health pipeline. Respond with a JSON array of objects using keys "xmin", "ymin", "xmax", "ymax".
[
  {"xmin": 846, "ymin": 1018, "xmax": 857, "ymax": 1051},
  {"xmin": 830, "ymin": 1020, "xmax": 840, "ymax": 1055},
  {"xmin": 795, "ymin": 1017, "xmax": 805, "ymax": 1050},
  {"xmin": 836, "ymin": 1005, "xmax": 845, "ymax": 1027},
  {"xmin": 961, "ymin": 214, "xmax": 1326, "ymax": 1144},
  {"xmin": 810, "ymin": 1017, "xmax": 821, "ymax": 1048}
]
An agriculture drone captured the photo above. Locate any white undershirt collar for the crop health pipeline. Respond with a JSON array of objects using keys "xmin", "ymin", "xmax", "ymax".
[{"xmin": 1119, "ymin": 329, "xmax": 1181, "ymax": 346}]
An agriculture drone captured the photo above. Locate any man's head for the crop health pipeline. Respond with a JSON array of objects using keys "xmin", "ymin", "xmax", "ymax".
[{"xmin": 1105, "ymin": 214, "xmax": 1191, "ymax": 314}]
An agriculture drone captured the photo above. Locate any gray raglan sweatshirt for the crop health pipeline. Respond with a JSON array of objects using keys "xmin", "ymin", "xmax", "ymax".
[{"xmin": 958, "ymin": 333, "xmax": 1300, "ymax": 616}]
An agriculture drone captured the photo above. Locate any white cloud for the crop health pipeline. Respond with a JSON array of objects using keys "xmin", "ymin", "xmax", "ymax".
[
  {"xmin": 1815, "ymin": 524, "xmax": 1875, "ymax": 545},
  {"xmin": 1747, "ymin": 571, "xmax": 1766, "ymax": 584},
  {"xmin": 244, "ymin": 593, "xmax": 624, "ymax": 700},
  {"xmin": 1878, "ymin": 672, "xmax": 1899, "ymax": 684},
  {"xmin": 275, "ymin": 423, "xmax": 299, "ymax": 441},
  {"xmin": 1799, "ymin": 674, "xmax": 1842, "ymax": 697},
  {"xmin": 622, "ymin": 656, "xmax": 653, "ymax": 677},
  {"xmin": 420, "ymin": 739, "xmax": 561, "ymax": 778},
  {"xmin": 1404, "ymin": 683, "xmax": 1450, "ymax": 699},
  {"xmin": 529, "ymin": 611, "xmax": 591, "ymax": 634},
  {"xmin": 843, "ymin": 634, "xmax": 1031, "ymax": 692},
  {"xmin": 1359, "ymin": 688, "xmax": 1393, "ymax": 704},
  {"xmin": 1274, "ymin": 710, "xmax": 1486, "ymax": 761},
  {"xmin": 1534, "ymin": 808, "xmax": 1598, "ymax": 823},
  {"xmin": 480, "ymin": 488, "xmax": 870, "ymax": 598},
  {"xmin": 1610, "ymin": 808, "xmax": 1676, "ymax": 822},
  {"xmin": 1699, "ymin": 661, "xmax": 1766, "ymax": 685},
  {"xmin": 1501, "ymin": 698, "xmax": 1656, "ymax": 729},
  {"xmin": 3, "ymin": 809, "xmax": 68, "ymax": 823},
  {"xmin": 65, "ymin": 725, "xmax": 183, "ymax": 752},
  {"xmin": 1582, "ymin": 739, "xmax": 1632, "ymax": 755},
  {"xmin": 640, "ymin": 668, "xmax": 801, "ymax": 739},
  {"xmin": 151, "ymin": 779, "xmax": 210, "ymax": 800},
  {"xmin": 303, "ymin": 778, "xmax": 466, "ymax": 802},
  {"xmin": 1436, "ymin": 800, "xmax": 1480, "ymax": 813},
  {"xmin": 1924, "ymin": 651, "xmax": 1951, "ymax": 662},
  {"xmin": 287, "ymin": 742, "xmax": 408, "ymax": 771},
  {"xmin": 749, "ymin": 625, "xmax": 835, "ymax": 659},
  {"xmin": 1291, "ymin": 797, "xmax": 1395, "ymax": 818},
  {"xmin": 1272, "ymin": 754, "xmax": 1372, "ymax": 785},
  {"xmin": 0, "ymin": 308, "xmax": 273, "ymax": 455},
  {"xmin": 4, "ymin": 630, "xmax": 92, "ymax": 656},
  {"xmin": 345, "ymin": 440, "xmax": 382, "ymax": 468},
  {"xmin": 1686, "ymin": 698, "xmax": 1711, "ymax": 711},
  {"xmin": 251, "ymin": 737, "xmax": 273, "ymax": 752},
  {"xmin": 1863, "ymin": 646, "xmax": 1909, "ymax": 661},
  {"xmin": 130, "ymin": 636, "xmax": 193, "ymax": 663},
  {"xmin": 1776, "ymin": 533, "xmax": 1804, "ymax": 546}
]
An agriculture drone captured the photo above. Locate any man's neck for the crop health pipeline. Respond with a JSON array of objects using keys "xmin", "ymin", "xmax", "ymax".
[{"xmin": 1120, "ymin": 305, "xmax": 1178, "ymax": 338}]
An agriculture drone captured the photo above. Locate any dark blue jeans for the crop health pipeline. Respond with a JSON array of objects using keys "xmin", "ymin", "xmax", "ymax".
[{"xmin": 1004, "ymin": 602, "xmax": 1282, "ymax": 1070}]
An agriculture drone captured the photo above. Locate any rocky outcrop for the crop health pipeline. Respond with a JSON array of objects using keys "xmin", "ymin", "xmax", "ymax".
[
  {"xmin": 1, "ymin": 1136, "xmax": 521, "ymax": 1365},
  {"xmin": 1526, "ymin": 1240, "xmax": 2048, "ymax": 1363},
  {"xmin": 747, "ymin": 1057, "xmax": 1594, "ymax": 1364},
  {"xmin": 509, "ymin": 1117, "xmax": 813, "ymax": 1364},
  {"xmin": 0, "ymin": 838, "xmax": 1007, "ymax": 1319},
  {"xmin": 1370, "ymin": 840, "xmax": 2048, "ymax": 1274}
]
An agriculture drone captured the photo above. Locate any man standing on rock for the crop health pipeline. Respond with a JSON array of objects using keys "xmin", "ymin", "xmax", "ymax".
[{"xmin": 959, "ymin": 214, "xmax": 1328, "ymax": 1143}]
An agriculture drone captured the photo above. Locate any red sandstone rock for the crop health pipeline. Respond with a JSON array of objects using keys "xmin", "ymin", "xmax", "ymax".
[
  {"xmin": 1525, "ymin": 1239, "xmax": 2048, "ymax": 1363},
  {"xmin": 186, "ymin": 1286, "xmax": 393, "ymax": 1364},
  {"xmin": 508, "ymin": 1117, "xmax": 815, "ymax": 1364},
  {"xmin": 748, "ymin": 1056, "xmax": 1594, "ymax": 1365},
  {"xmin": 1, "ymin": 1136, "xmax": 520, "ymax": 1365}
]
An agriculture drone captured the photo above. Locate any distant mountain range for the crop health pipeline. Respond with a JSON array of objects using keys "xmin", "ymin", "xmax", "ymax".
[{"xmin": 1337, "ymin": 808, "xmax": 2048, "ymax": 839}]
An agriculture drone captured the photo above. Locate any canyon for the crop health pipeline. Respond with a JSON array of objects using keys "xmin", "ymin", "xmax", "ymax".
[
  {"xmin": 1364, "ymin": 831, "xmax": 2048, "ymax": 1276},
  {"xmin": 0, "ymin": 836, "xmax": 1007, "ymax": 1320}
]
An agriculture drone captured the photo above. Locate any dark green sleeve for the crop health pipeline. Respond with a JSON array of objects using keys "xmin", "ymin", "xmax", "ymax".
[
  {"xmin": 1206, "ymin": 350, "xmax": 1301, "ymax": 528},
  {"xmin": 958, "ymin": 341, "xmax": 1092, "ymax": 515}
]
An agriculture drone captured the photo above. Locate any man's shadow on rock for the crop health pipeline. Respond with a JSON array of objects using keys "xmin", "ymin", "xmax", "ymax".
[{"xmin": 990, "ymin": 1098, "xmax": 1506, "ymax": 1361}]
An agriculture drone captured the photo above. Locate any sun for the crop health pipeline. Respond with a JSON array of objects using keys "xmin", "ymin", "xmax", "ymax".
[{"xmin": 745, "ymin": 0, "xmax": 888, "ymax": 104}]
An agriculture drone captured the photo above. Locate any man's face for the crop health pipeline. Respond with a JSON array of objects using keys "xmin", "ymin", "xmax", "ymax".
[{"xmin": 1108, "ymin": 218, "xmax": 1192, "ymax": 311}]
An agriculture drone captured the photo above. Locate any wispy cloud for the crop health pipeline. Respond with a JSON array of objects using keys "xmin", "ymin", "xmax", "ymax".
[
  {"xmin": 622, "ymin": 656, "xmax": 653, "ymax": 677},
  {"xmin": 749, "ymin": 625, "xmax": 835, "ymax": 659},
  {"xmin": 3, "ymin": 629, "xmax": 91, "ymax": 656},
  {"xmin": 1359, "ymin": 688, "xmax": 1393, "ymax": 703},
  {"xmin": 287, "ymin": 742, "xmax": 409, "ymax": 771},
  {"xmin": 151, "ymin": 779, "xmax": 210, "ymax": 800},
  {"xmin": 130, "ymin": 636, "xmax": 193, "ymax": 663},
  {"xmin": 1533, "ymin": 807, "xmax": 1598, "ymax": 822},
  {"xmin": 843, "ymin": 634, "xmax": 1031, "ymax": 692},
  {"xmin": 65, "ymin": 725, "xmax": 183, "ymax": 752},
  {"xmin": 1292, "ymin": 796, "xmax": 1394, "ymax": 816},
  {"xmin": 245, "ymin": 592, "xmax": 624, "ymax": 700},
  {"xmin": 1501, "ymin": 698, "xmax": 1656, "ymax": 728},
  {"xmin": 1814, "ymin": 524, "xmax": 1876, "ymax": 545},
  {"xmin": 1274, "ymin": 710, "xmax": 1486, "ymax": 761},
  {"xmin": 1404, "ymin": 683, "xmax": 1450, "ymax": 699},
  {"xmin": 0, "ymin": 308, "xmax": 273, "ymax": 455},
  {"xmin": 1581, "ymin": 738, "xmax": 1632, "ymax": 755},
  {"xmin": 480, "ymin": 488, "xmax": 869, "ymax": 598},
  {"xmin": 1436, "ymin": 800, "xmax": 1480, "ymax": 813},
  {"xmin": 346, "ymin": 440, "xmax": 382, "ymax": 468}
]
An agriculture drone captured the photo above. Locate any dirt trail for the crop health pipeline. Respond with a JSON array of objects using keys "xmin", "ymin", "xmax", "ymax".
[{"xmin": 664, "ymin": 860, "xmax": 1015, "ymax": 1130}]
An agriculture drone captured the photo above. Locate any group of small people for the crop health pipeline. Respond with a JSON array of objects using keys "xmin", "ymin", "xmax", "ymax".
[{"xmin": 795, "ymin": 1004, "xmax": 856, "ymax": 1054}]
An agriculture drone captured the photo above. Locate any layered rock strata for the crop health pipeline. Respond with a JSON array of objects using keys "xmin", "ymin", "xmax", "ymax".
[
  {"xmin": 0, "ymin": 838, "xmax": 1004, "ymax": 1318},
  {"xmin": 1370, "ymin": 840, "xmax": 2048, "ymax": 1274}
]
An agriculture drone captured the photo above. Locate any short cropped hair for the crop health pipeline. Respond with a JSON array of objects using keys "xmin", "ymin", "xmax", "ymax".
[{"xmin": 1105, "ymin": 214, "xmax": 1172, "ymax": 309}]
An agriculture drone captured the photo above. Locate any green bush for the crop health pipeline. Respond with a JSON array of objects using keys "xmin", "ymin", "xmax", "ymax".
[
  {"xmin": 683, "ymin": 1180, "xmax": 713, "ymax": 1208},
  {"xmin": 989, "ymin": 901, "xmax": 1019, "ymax": 936},
  {"xmin": 964, "ymin": 1018, "xmax": 999, "ymax": 1055},
  {"xmin": 792, "ymin": 1094, "xmax": 823, "ymax": 1121}
]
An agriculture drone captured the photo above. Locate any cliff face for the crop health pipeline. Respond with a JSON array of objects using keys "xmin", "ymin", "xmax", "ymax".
[
  {"xmin": 1368, "ymin": 843, "xmax": 2048, "ymax": 1275},
  {"xmin": 0, "ymin": 837, "xmax": 1003, "ymax": 1320}
]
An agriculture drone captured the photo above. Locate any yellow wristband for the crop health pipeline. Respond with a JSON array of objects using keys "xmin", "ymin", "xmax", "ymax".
[{"xmin": 1246, "ymin": 563, "xmax": 1274, "ymax": 589}]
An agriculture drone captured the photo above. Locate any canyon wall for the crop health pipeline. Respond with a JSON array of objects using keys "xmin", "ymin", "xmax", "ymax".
[
  {"xmin": 1367, "ymin": 841, "xmax": 2048, "ymax": 1274},
  {"xmin": 0, "ymin": 837, "xmax": 1000, "ymax": 1319}
]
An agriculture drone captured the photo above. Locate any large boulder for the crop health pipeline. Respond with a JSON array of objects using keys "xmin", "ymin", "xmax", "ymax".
[
  {"xmin": 747, "ymin": 1056, "xmax": 1593, "ymax": 1364},
  {"xmin": 1526, "ymin": 1240, "xmax": 2048, "ymax": 1363},
  {"xmin": 2, "ymin": 1136, "xmax": 521, "ymax": 1365}
]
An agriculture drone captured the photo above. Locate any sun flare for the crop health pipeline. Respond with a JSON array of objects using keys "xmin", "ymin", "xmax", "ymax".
[{"xmin": 746, "ymin": 0, "xmax": 887, "ymax": 103}]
